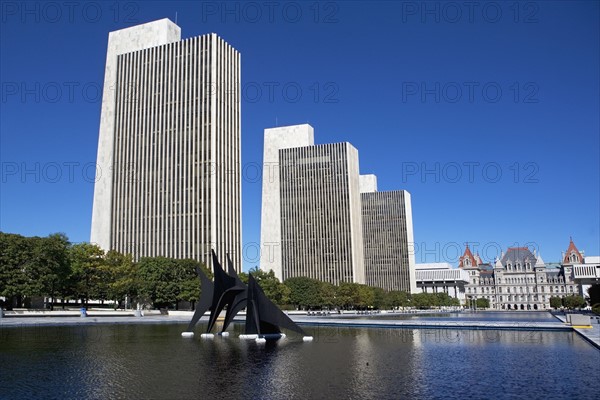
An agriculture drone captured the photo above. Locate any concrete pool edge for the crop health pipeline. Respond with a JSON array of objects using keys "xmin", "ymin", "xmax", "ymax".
[
  {"xmin": 0, "ymin": 314, "xmax": 578, "ymax": 334},
  {"xmin": 551, "ymin": 313, "xmax": 600, "ymax": 349}
]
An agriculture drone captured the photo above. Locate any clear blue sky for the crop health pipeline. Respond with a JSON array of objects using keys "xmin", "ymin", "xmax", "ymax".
[{"xmin": 1, "ymin": 1, "xmax": 598, "ymax": 270}]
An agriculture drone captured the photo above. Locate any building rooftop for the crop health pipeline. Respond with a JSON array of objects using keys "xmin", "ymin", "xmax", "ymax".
[
  {"xmin": 500, "ymin": 247, "xmax": 538, "ymax": 266},
  {"xmin": 583, "ymin": 256, "xmax": 600, "ymax": 264},
  {"xmin": 415, "ymin": 263, "xmax": 453, "ymax": 270},
  {"xmin": 563, "ymin": 238, "xmax": 584, "ymax": 264}
]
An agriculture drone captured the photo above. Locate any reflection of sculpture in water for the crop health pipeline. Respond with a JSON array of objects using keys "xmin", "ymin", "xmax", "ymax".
[{"xmin": 182, "ymin": 250, "xmax": 312, "ymax": 342}]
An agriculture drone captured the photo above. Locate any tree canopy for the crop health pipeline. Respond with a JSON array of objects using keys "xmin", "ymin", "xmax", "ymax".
[
  {"xmin": 562, "ymin": 295, "xmax": 586, "ymax": 310},
  {"xmin": 0, "ymin": 232, "xmax": 211, "ymax": 310},
  {"xmin": 476, "ymin": 298, "xmax": 490, "ymax": 309},
  {"xmin": 549, "ymin": 296, "xmax": 562, "ymax": 309},
  {"xmin": 137, "ymin": 257, "xmax": 210, "ymax": 309},
  {"xmin": 1, "ymin": 232, "xmax": 469, "ymax": 312},
  {"xmin": 1, "ymin": 232, "xmax": 71, "ymax": 308}
]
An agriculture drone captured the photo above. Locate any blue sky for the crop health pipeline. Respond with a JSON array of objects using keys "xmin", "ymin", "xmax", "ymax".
[{"xmin": 1, "ymin": 1, "xmax": 599, "ymax": 270}]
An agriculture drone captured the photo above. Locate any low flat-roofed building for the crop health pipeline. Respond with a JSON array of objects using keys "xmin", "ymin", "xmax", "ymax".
[
  {"xmin": 415, "ymin": 262, "xmax": 470, "ymax": 303},
  {"xmin": 573, "ymin": 255, "xmax": 600, "ymax": 299}
]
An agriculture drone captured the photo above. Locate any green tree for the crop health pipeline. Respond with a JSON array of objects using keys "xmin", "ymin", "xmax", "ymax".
[
  {"xmin": 320, "ymin": 281, "xmax": 337, "ymax": 308},
  {"xmin": 336, "ymin": 283, "xmax": 374, "ymax": 309},
  {"xmin": 176, "ymin": 258, "xmax": 210, "ymax": 308},
  {"xmin": 69, "ymin": 243, "xmax": 106, "ymax": 306},
  {"xmin": 357, "ymin": 284, "xmax": 375, "ymax": 309},
  {"xmin": 285, "ymin": 277, "xmax": 324, "ymax": 309},
  {"xmin": 335, "ymin": 282, "xmax": 356, "ymax": 309},
  {"xmin": 476, "ymin": 298, "xmax": 490, "ymax": 309},
  {"xmin": 25, "ymin": 233, "xmax": 71, "ymax": 308},
  {"xmin": 435, "ymin": 292, "xmax": 460, "ymax": 307},
  {"xmin": 387, "ymin": 290, "xmax": 410, "ymax": 308},
  {"xmin": 411, "ymin": 293, "xmax": 446, "ymax": 309},
  {"xmin": 137, "ymin": 257, "xmax": 209, "ymax": 309},
  {"xmin": 562, "ymin": 295, "xmax": 586, "ymax": 310},
  {"xmin": 549, "ymin": 296, "xmax": 563, "ymax": 309},
  {"xmin": 104, "ymin": 250, "xmax": 138, "ymax": 308},
  {"xmin": 137, "ymin": 257, "xmax": 177, "ymax": 308},
  {"xmin": 0, "ymin": 232, "xmax": 31, "ymax": 308},
  {"xmin": 372, "ymin": 287, "xmax": 388, "ymax": 309}
]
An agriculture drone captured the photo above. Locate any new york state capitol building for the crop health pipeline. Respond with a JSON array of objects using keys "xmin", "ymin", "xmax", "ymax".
[{"xmin": 417, "ymin": 238, "xmax": 599, "ymax": 310}]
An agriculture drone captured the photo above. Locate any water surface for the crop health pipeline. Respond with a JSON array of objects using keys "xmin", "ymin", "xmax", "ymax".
[
  {"xmin": 346, "ymin": 311, "xmax": 559, "ymax": 323},
  {"xmin": 1, "ymin": 319, "xmax": 598, "ymax": 399}
]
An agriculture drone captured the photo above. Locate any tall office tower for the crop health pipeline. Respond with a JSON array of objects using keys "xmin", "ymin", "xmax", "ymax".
[
  {"xmin": 361, "ymin": 188, "xmax": 417, "ymax": 292},
  {"xmin": 278, "ymin": 142, "xmax": 366, "ymax": 285},
  {"xmin": 260, "ymin": 124, "xmax": 314, "ymax": 280},
  {"xmin": 90, "ymin": 19, "xmax": 241, "ymax": 270}
]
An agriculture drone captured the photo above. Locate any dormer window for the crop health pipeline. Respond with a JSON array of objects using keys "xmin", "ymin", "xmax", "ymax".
[{"xmin": 569, "ymin": 253, "xmax": 579, "ymax": 263}]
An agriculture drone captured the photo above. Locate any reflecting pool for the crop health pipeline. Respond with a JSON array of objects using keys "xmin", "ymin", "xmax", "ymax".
[
  {"xmin": 1, "ymin": 320, "xmax": 598, "ymax": 399},
  {"xmin": 346, "ymin": 311, "xmax": 560, "ymax": 322}
]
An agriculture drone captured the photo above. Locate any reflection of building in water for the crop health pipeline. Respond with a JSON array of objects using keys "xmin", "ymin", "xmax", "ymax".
[{"xmin": 459, "ymin": 239, "xmax": 596, "ymax": 310}]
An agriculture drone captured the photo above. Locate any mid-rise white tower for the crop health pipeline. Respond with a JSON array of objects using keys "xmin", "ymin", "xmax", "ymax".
[{"xmin": 259, "ymin": 124, "xmax": 314, "ymax": 279}]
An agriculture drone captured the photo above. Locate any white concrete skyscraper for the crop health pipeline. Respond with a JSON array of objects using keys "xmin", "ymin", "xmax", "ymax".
[
  {"xmin": 91, "ymin": 19, "xmax": 241, "ymax": 270},
  {"xmin": 260, "ymin": 124, "xmax": 416, "ymax": 292},
  {"xmin": 278, "ymin": 142, "xmax": 365, "ymax": 285},
  {"xmin": 361, "ymin": 189, "xmax": 417, "ymax": 292},
  {"xmin": 260, "ymin": 124, "xmax": 314, "ymax": 279}
]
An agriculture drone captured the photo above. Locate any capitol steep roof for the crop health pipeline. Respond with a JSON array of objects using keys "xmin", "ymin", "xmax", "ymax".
[{"xmin": 500, "ymin": 247, "xmax": 538, "ymax": 266}]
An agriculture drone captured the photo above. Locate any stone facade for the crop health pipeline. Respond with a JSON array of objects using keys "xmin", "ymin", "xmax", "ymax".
[{"xmin": 460, "ymin": 241, "xmax": 585, "ymax": 310}]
